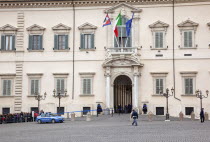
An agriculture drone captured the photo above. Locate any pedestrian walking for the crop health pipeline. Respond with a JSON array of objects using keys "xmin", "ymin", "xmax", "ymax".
[
  {"xmin": 131, "ymin": 109, "xmax": 138, "ymax": 126},
  {"xmin": 200, "ymin": 108, "xmax": 205, "ymax": 123}
]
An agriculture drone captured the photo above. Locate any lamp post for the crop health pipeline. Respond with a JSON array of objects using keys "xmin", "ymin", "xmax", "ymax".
[
  {"xmin": 53, "ymin": 89, "xmax": 67, "ymax": 114},
  {"xmin": 195, "ymin": 89, "xmax": 209, "ymax": 110},
  {"xmin": 161, "ymin": 87, "xmax": 174, "ymax": 121},
  {"xmin": 35, "ymin": 92, "xmax": 47, "ymax": 113}
]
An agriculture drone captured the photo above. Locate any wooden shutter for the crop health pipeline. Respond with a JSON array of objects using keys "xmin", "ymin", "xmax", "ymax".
[
  {"xmin": 155, "ymin": 32, "xmax": 160, "ymax": 48},
  {"xmin": 35, "ymin": 80, "xmax": 39, "ymax": 94},
  {"xmin": 86, "ymin": 79, "xmax": 91, "ymax": 94},
  {"xmin": 61, "ymin": 79, "xmax": 65, "ymax": 94},
  {"xmin": 156, "ymin": 79, "xmax": 159, "ymax": 94},
  {"xmin": 189, "ymin": 31, "xmax": 192, "ymax": 47},
  {"xmin": 184, "ymin": 32, "xmax": 188, "ymax": 47},
  {"xmin": 160, "ymin": 32, "xmax": 163, "ymax": 48},
  {"xmin": 160, "ymin": 79, "xmax": 163, "ymax": 93},
  {"xmin": 65, "ymin": 35, "xmax": 68, "ymax": 49},
  {"xmin": 80, "ymin": 34, "xmax": 85, "ymax": 49},
  {"xmin": 54, "ymin": 35, "xmax": 58, "ymax": 50},
  {"xmin": 91, "ymin": 34, "xmax": 94, "ymax": 49},
  {"xmin": 31, "ymin": 80, "xmax": 35, "ymax": 95},
  {"xmin": 39, "ymin": 35, "xmax": 43, "ymax": 50},
  {"xmin": 29, "ymin": 35, "xmax": 33, "ymax": 50},
  {"xmin": 1, "ymin": 35, "xmax": 5, "ymax": 50},
  {"xmin": 185, "ymin": 78, "xmax": 189, "ymax": 94},
  {"xmin": 12, "ymin": 35, "xmax": 15, "ymax": 50},
  {"xmin": 57, "ymin": 79, "xmax": 61, "ymax": 92},
  {"xmin": 3, "ymin": 80, "xmax": 7, "ymax": 95},
  {"xmin": 189, "ymin": 78, "xmax": 193, "ymax": 94}
]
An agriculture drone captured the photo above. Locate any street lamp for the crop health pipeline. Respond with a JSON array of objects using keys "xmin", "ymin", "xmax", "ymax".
[
  {"xmin": 195, "ymin": 89, "xmax": 209, "ymax": 110},
  {"xmin": 35, "ymin": 92, "xmax": 47, "ymax": 113},
  {"xmin": 53, "ymin": 89, "xmax": 67, "ymax": 115},
  {"xmin": 160, "ymin": 87, "xmax": 174, "ymax": 121}
]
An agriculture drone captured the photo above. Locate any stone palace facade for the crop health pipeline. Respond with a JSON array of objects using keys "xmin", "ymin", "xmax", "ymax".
[{"xmin": 0, "ymin": 0, "xmax": 210, "ymax": 117}]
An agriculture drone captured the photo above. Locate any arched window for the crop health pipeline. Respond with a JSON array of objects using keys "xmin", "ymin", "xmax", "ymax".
[{"xmin": 114, "ymin": 16, "xmax": 132, "ymax": 48}]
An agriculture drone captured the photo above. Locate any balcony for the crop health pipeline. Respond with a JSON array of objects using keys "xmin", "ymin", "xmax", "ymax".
[{"xmin": 106, "ymin": 47, "xmax": 138, "ymax": 55}]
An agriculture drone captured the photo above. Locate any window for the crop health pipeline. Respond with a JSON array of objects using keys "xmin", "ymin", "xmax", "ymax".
[
  {"xmin": 184, "ymin": 78, "xmax": 193, "ymax": 95},
  {"xmin": 80, "ymin": 34, "xmax": 94, "ymax": 49},
  {"xmin": 155, "ymin": 78, "xmax": 164, "ymax": 94},
  {"xmin": 28, "ymin": 35, "xmax": 43, "ymax": 50},
  {"xmin": 83, "ymin": 107, "xmax": 90, "ymax": 115},
  {"xmin": 156, "ymin": 107, "xmax": 164, "ymax": 115},
  {"xmin": 2, "ymin": 79, "xmax": 12, "ymax": 96},
  {"xmin": 1, "ymin": 35, "xmax": 15, "ymax": 51},
  {"xmin": 82, "ymin": 78, "xmax": 92, "ymax": 94},
  {"xmin": 31, "ymin": 107, "xmax": 38, "ymax": 113},
  {"xmin": 185, "ymin": 107, "xmax": 194, "ymax": 115},
  {"xmin": 155, "ymin": 32, "xmax": 164, "ymax": 48},
  {"xmin": 30, "ymin": 79, "xmax": 40, "ymax": 95},
  {"xmin": 56, "ymin": 78, "xmax": 65, "ymax": 95},
  {"xmin": 2, "ymin": 108, "xmax": 10, "ymax": 114},
  {"xmin": 183, "ymin": 31, "xmax": 193, "ymax": 48},
  {"xmin": 54, "ymin": 35, "xmax": 69, "ymax": 50},
  {"xmin": 57, "ymin": 107, "xmax": 64, "ymax": 115},
  {"xmin": 114, "ymin": 16, "xmax": 131, "ymax": 48}
]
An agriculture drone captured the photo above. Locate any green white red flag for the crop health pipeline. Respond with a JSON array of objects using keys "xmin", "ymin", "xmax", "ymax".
[{"xmin": 113, "ymin": 13, "xmax": 122, "ymax": 37}]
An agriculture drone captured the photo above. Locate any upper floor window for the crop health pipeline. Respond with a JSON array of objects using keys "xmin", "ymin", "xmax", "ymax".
[
  {"xmin": 114, "ymin": 16, "xmax": 131, "ymax": 48},
  {"xmin": 79, "ymin": 72, "xmax": 95, "ymax": 96},
  {"xmin": 27, "ymin": 24, "xmax": 45, "ymax": 51},
  {"xmin": 178, "ymin": 20, "xmax": 198, "ymax": 49},
  {"xmin": 30, "ymin": 79, "xmax": 40, "ymax": 95},
  {"xmin": 149, "ymin": 21, "xmax": 169, "ymax": 49},
  {"xmin": 78, "ymin": 23, "xmax": 97, "ymax": 50},
  {"xmin": 53, "ymin": 73, "xmax": 69, "ymax": 95},
  {"xmin": 2, "ymin": 79, "xmax": 12, "ymax": 96},
  {"xmin": 151, "ymin": 72, "xmax": 168, "ymax": 95}
]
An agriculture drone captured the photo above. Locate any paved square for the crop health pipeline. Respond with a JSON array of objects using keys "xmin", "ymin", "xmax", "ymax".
[{"xmin": 0, "ymin": 114, "xmax": 210, "ymax": 142}]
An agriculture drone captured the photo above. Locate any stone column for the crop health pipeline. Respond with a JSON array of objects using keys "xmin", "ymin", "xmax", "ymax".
[
  {"xmin": 105, "ymin": 67, "xmax": 111, "ymax": 109},
  {"xmin": 133, "ymin": 66, "xmax": 140, "ymax": 109}
]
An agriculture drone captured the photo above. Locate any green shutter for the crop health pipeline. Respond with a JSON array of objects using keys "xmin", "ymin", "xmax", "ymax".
[
  {"xmin": 160, "ymin": 32, "xmax": 163, "ymax": 48},
  {"xmin": 29, "ymin": 35, "xmax": 33, "ymax": 50},
  {"xmin": 39, "ymin": 35, "xmax": 43, "ymax": 50},
  {"xmin": 35, "ymin": 80, "xmax": 39, "ymax": 94},
  {"xmin": 61, "ymin": 79, "xmax": 65, "ymax": 94},
  {"xmin": 54, "ymin": 35, "xmax": 58, "ymax": 50},
  {"xmin": 184, "ymin": 32, "xmax": 188, "ymax": 47},
  {"xmin": 57, "ymin": 79, "xmax": 61, "ymax": 93},
  {"xmin": 83, "ymin": 79, "xmax": 86, "ymax": 94},
  {"xmin": 87, "ymin": 79, "xmax": 91, "ymax": 94},
  {"xmin": 12, "ymin": 35, "xmax": 15, "ymax": 50},
  {"xmin": 80, "ymin": 34, "xmax": 85, "ymax": 49},
  {"xmin": 3, "ymin": 80, "xmax": 7, "ymax": 95},
  {"xmin": 31, "ymin": 80, "xmax": 35, "ymax": 95},
  {"xmin": 189, "ymin": 31, "xmax": 192, "ymax": 47},
  {"xmin": 160, "ymin": 79, "xmax": 163, "ymax": 93},
  {"xmin": 156, "ymin": 79, "xmax": 159, "ymax": 94},
  {"xmin": 7, "ymin": 80, "xmax": 11, "ymax": 96},
  {"xmin": 155, "ymin": 32, "xmax": 160, "ymax": 48},
  {"xmin": 185, "ymin": 78, "xmax": 189, "ymax": 94},
  {"xmin": 91, "ymin": 34, "xmax": 94, "ymax": 49},
  {"xmin": 65, "ymin": 35, "xmax": 68, "ymax": 49},
  {"xmin": 189, "ymin": 78, "xmax": 193, "ymax": 94},
  {"xmin": 1, "ymin": 35, "xmax": 5, "ymax": 50}
]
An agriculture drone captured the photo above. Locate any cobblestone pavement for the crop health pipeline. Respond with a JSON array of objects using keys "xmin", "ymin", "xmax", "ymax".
[{"xmin": 0, "ymin": 114, "xmax": 210, "ymax": 142}]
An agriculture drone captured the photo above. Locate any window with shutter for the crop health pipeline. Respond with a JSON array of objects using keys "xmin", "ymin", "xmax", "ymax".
[
  {"xmin": 82, "ymin": 78, "xmax": 91, "ymax": 94},
  {"xmin": 184, "ymin": 78, "xmax": 193, "ymax": 94},
  {"xmin": 2, "ymin": 79, "xmax": 12, "ymax": 96},
  {"xmin": 155, "ymin": 32, "xmax": 164, "ymax": 48},
  {"xmin": 58, "ymin": 35, "xmax": 66, "ymax": 50},
  {"xmin": 184, "ymin": 31, "xmax": 193, "ymax": 48},
  {"xmin": 30, "ymin": 79, "xmax": 40, "ymax": 95},
  {"xmin": 56, "ymin": 78, "xmax": 65, "ymax": 95},
  {"xmin": 4, "ymin": 35, "xmax": 13, "ymax": 50},
  {"xmin": 155, "ymin": 78, "xmax": 164, "ymax": 94},
  {"xmin": 84, "ymin": 34, "xmax": 92, "ymax": 49},
  {"xmin": 29, "ymin": 35, "xmax": 43, "ymax": 50}
]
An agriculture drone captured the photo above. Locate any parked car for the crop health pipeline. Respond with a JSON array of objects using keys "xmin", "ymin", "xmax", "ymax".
[{"xmin": 36, "ymin": 113, "xmax": 64, "ymax": 124}]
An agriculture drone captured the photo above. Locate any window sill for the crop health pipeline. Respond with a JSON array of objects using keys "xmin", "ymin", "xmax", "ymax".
[
  {"xmin": 79, "ymin": 48, "xmax": 96, "ymax": 51},
  {"xmin": 27, "ymin": 49, "xmax": 44, "ymax": 52},
  {"xmin": 152, "ymin": 94, "xmax": 164, "ymax": 97},
  {"xmin": 53, "ymin": 49, "xmax": 70, "ymax": 52},
  {"xmin": 179, "ymin": 47, "xmax": 197, "ymax": 49},
  {"xmin": 27, "ymin": 95, "xmax": 38, "ymax": 97},
  {"xmin": 79, "ymin": 94, "xmax": 94, "ymax": 97},
  {"xmin": 181, "ymin": 94, "xmax": 196, "ymax": 96},
  {"xmin": 1, "ymin": 50, "xmax": 16, "ymax": 52},
  {"xmin": 151, "ymin": 48, "xmax": 168, "ymax": 50},
  {"xmin": 0, "ymin": 95, "xmax": 15, "ymax": 98}
]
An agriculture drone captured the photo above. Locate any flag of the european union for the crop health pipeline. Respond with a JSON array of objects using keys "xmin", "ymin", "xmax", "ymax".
[{"xmin": 126, "ymin": 13, "xmax": 134, "ymax": 37}]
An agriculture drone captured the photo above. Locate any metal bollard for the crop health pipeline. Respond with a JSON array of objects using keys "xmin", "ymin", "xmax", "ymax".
[
  {"xmin": 205, "ymin": 112, "xmax": 209, "ymax": 121},
  {"xmin": 86, "ymin": 112, "xmax": 91, "ymax": 121},
  {"xmin": 191, "ymin": 111, "xmax": 195, "ymax": 121},
  {"xmin": 179, "ymin": 111, "xmax": 184, "ymax": 121},
  {"xmin": 148, "ymin": 111, "xmax": 153, "ymax": 122},
  {"xmin": 71, "ymin": 113, "xmax": 75, "ymax": 121}
]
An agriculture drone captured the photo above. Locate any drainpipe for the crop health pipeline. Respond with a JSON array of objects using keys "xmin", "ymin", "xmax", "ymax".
[
  {"xmin": 72, "ymin": 0, "xmax": 75, "ymax": 100},
  {"xmin": 172, "ymin": 0, "xmax": 181, "ymax": 101}
]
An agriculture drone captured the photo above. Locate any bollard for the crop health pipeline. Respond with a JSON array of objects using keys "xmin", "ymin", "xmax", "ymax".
[
  {"xmin": 148, "ymin": 111, "xmax": 153, "ymax": 122},
  {"xmin": 86, "ymin": 112, "xmax": 91, "ymax": 121},
  {"xmin": 179, "ymin": 111, "xmax": 184, "ymax": 121},
  {"xmin": 191, "ymin": 111, "xmax": 195, "ymax": 121},
  {"xmin": 67, "ymin": 112, "xmax": 70, "ymax": 119},
  {"xmin": 71, "ymin": 113, "xmax": 75, "ymax": 121},
  {"xmin": 205, "ymin": 112, "xmax": 209, "ymax": 121}
]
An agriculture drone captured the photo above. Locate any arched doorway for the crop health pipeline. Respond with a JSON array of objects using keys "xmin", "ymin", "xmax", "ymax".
[{"xmin": 114, "ymin": 75, "xmax": 132, "ymax": 113}]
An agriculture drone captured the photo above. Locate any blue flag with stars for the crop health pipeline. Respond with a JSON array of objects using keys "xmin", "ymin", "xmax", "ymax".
[{"xmin": 126, "ymin": 13, "xmax": 134, "ymax": 37}]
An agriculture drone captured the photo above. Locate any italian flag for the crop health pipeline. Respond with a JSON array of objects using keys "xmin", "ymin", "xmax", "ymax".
[{"xmin": 113, "ymin": 13, "xmax": 122, "ymax": 37}]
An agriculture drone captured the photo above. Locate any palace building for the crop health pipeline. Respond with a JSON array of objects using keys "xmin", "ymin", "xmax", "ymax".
[{"xmin": 0, "ymin": 0, "xmax": 210, "ymax": 117}]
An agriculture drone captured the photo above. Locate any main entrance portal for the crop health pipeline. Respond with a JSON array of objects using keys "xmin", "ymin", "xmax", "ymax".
[{"xmin": 114, "ymin": 75, "xmax": 132, "ymax": 113}]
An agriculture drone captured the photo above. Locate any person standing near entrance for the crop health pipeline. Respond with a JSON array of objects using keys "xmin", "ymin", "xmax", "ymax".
[
  {"xmin": 118, "ymin": 104, "xmax": 122, "ymax": 115},
  {"xmin": 97, "ymin": 104, "xmax": 102, "ymax": 117},
  {"xmin": 131, "ymin": 109, "xmax": 138, "ymax": 126},
  {"xmin": 200, "ymin": 108, "xmax": 205, "ymax": 123}
]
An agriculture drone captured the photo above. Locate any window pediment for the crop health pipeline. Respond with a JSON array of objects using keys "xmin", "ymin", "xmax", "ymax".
[
  {"xmin": 27, "ymin": 24, "xmax": 45, "ymax": 35},
  {"xmin": 178, "ymin": 20, "xmax": 198, "ymax": 31},
  {"xmin": 0, "ymin": 24, "xmax": 17, "ymax": 32},
  {"xmin": 104, "ymin": 3, "xmax": 142, "ymax": 13},
  {"xmin": 52, "ymin": 23, "xmax": 71, "ymax": 32},
  {"xmin": 149, "ymin": 21, "xmax": 169, "ymax": 32},
  {"xmin": 78, "ymin": 22, "xmax": 97, "ymax": 30}
]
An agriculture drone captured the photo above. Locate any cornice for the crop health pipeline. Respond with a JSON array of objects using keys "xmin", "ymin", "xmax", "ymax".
[{"xmin": 0, "ymin": 0, "xmax": 209, "ymax": 9}]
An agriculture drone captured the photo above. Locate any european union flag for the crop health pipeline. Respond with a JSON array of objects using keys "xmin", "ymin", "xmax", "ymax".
[{"xmin": 126, "ymin": 13, "xmax": 134, "ymax": 37}]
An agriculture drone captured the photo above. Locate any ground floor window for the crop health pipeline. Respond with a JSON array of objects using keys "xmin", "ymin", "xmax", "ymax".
[
  {"xmin": 185, "ymin": 107, "xmax": 194, "ymax": 115},
  {"xmin": 83, "ymin": 107, "xmax": 90, "ymax": 115},
  {"xmin": 2, "ymin": 108, "xmax": 10, "ymax": 114},
  {"xmin": 156, "ymin": 107, "xmax": 164, "ymax": 115},
  {"xmin": 31, "ymin": 107, "xmax": 38, "ymax": 113},
  {"xmin": 57, "ymin": 107, "xmax": 64, "ymax": 115}
]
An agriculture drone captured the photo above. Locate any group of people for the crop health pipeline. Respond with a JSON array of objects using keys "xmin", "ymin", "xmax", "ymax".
[
  {"xmin": 0, "ymin": 112, "xmax": 39, "ymax": 124},
  {"xmin": 115, "ymin": 104, "xmax": 133, "ymax": 114}
]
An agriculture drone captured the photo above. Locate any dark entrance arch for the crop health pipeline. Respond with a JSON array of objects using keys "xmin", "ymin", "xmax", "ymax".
[{"xmin": 114, "ymin": 75, "xmax": 132, "ymax": 113}]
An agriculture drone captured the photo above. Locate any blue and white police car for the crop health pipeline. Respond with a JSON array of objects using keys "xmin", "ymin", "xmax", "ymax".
[{"xmin": 36, "ymin": 113, "xmax": 64, "ymax": 124}]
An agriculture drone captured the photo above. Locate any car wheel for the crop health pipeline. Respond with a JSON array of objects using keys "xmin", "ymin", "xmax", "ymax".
[
  {"xmin": 51, "ymin": 119, "xmax": 55, "ymax": 123},
  {"xmin": 38, "ymin": 119, "xmax": 42, "ymax": 124},
  {"xmin": 60, "ymin": 120, "xmax": 63, "ymax": 123}
]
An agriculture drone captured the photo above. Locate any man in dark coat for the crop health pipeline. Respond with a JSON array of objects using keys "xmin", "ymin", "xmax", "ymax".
[
  {"xmin": 142, "ymin": 104, "xmax": 147, "ymax": 114},
  {"xmin": 117, "ymin": 104, "xmax": 122, "ymax": 115},
  {"xmin": 200, "ymin": 108, "xmax": 205, "ymax": 123},
  {"xmin": 131, "ymin": 109, "xmax": 138, "ymax": 126},
  {"xmin": 97, "ymin": 104, "xmax": 102, "ymax": 117}
]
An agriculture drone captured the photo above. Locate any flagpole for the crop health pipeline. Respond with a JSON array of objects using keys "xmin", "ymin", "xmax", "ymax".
[
  {"xmin": 125, "ymin": 36, "xmax": 129, "ymax": 48},
  {"xmin": 114, "ymin": 34, "xmax": 120, "ymax": 48}
]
